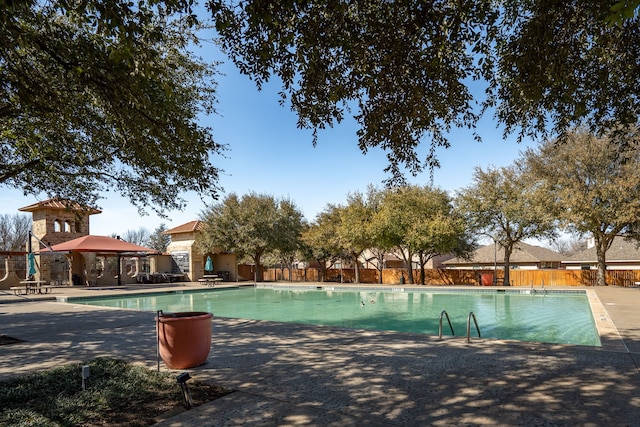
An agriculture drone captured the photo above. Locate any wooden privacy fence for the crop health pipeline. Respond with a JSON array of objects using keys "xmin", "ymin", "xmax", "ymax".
[
  {"xmin": 507, "ymin": 269, "xmax": 640, "ymax": 287},
  {"xmin": 256, "ymin": 266, "xmax": 640, "ymax": 287}
]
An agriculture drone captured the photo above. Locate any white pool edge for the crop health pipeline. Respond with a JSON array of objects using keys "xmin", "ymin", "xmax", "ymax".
[{"xmin": 586, "ymin": 289, "xmax": 628, "ymax": 352}]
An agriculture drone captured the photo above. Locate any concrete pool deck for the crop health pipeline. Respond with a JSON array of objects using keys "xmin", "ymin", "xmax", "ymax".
[{"xmin": 1, "ymin": 283, "xmax": 639, "ymax": 425}]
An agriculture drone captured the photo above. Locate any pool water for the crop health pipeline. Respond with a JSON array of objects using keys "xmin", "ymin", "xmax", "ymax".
[{"xmin": 72, "ymin": 287, "xmax": 601, "ymax": 346}]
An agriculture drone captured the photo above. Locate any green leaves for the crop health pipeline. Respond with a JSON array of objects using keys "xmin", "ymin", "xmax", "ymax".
[
  {"xmin": 523, "ymin": 128, "xmax": 640, "ymax": 238},
  {"xmin": 494, "ymin": 2, "xmax": 640, "ymax": 143},
  {"xmin": 1, "ymin": 0, "xmax": 222, "ymax": 215},
  {"xmin": 456, "ymin": 162, "xmax": 558, "ymax": 285},
  {"xmin": 607, "ymin": 1, "xmax": 640, "ymax": 27},
  {"xmin": 521, "ymin": 127, "xmax": 640, "ymax": 285},
  {"xmin": 210, "ymin": 1, "xmax": 639, "ymax": 182},
  {"xmin": 457, "ymin": 164, "xmax": 557, "ymax": 246},
  {"xmin": 210, "ymin": 0, "xmax": 495, "ymax": 183},
  {"xmin": 198, "ymin": 193, "xmax": 305, "ymax": 281}
]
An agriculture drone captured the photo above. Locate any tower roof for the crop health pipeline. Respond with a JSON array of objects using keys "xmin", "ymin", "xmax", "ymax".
[{"xmin": 18, "ymin": 198, "xmax": 101, "ymax": 215}]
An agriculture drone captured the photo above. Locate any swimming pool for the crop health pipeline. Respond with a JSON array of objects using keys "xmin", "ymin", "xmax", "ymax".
[{"xmin": 70, "ymin": 286, "xmax": 601, "ymax": 346}]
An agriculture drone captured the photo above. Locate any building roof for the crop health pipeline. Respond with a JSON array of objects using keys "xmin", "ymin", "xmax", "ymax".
[
  {"xmin": 444, "ymin": 241, "xmax": 563, "ymax": 265},
  {"xmin": 164, "ymin": 220, "xmax": 205, "ymax": 235},
  {"xmin": 18, "ymin": 197, "xmax": 101, "ymax": 214},
  {"xmin": 563, "ymin": 236, "xmax": 640, "ymax": 263}
]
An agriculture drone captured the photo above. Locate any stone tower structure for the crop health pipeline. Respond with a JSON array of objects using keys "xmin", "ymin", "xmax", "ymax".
[
  {"xmin": 18, "ymin": 198, "xmax": 101, "ymax": 283},
  {"xmin": 19, "ymin": 198, "xmax": 101, "ymax": 250}
]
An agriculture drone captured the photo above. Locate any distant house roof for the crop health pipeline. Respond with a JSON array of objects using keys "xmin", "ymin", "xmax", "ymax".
[
  {"xmin": 19, "ymin": 197, "xmax": 101, "ymax": 214},
  {"xmin": 384, "ymin": 254, "xmax": 403, "ymax": 262},
  {"xmin": 444, "ymin": 241, "xmax": 563, "ymax": 265},
  {"xmin": 164, "ymin": 220, "xmax": 204, "ymax": 235},
  {"xmin": 563, "ymin": 236, "xmax": 640, "ymax": 263}
]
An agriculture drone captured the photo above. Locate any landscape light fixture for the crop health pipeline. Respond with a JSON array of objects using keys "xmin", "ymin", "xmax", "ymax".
[
  {"xmin": 176, "ymin": 372, "xmax": 194, "ymax": 409},
  {"xmin": 81, "ymin": 365, "xmax": 90, "ymax": 391}
]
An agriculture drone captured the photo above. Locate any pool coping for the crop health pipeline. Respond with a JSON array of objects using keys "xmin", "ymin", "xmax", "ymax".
[
  {"xmin": 586, "ymin": 288, "xmax": 628, "ymax": 352},
  {"xmin": 55, "ymin": 285, "xmax": 244, "ymax": 303}
]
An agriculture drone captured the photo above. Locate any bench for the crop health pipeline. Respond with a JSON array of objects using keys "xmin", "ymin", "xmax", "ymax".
[
  {"xmin": 198, "ymin": 275, "xmax": 223, "ymax": 287},
  {"xmin": 10, "ymin": 286, "xmax": 29, "ymax": 296},
  {"xmin": 10, "ymin": 283, "xmax": 54, "ymax": 295}
]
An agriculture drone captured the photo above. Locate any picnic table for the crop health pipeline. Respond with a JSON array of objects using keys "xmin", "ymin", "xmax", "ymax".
[
  {"xmin": 11, "ymin": 280, "xmax": 52, "ymax": 295},
  {"xmin": 198, "ymin": 274, "xmax": 223, "ymax": 287}
]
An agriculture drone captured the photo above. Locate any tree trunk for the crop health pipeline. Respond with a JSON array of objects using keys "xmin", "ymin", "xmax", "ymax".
[
  {"xmin": 377, "ymin": 254, "xmax": 384, "ymax": 284},
  {"xmin": 399, "ymin": 248, "xmax": 414, "ymax": 284},
  {"xmin": 317, "ymin": 261, "xmax": 327, "ymax": 282},
  {"xmin": 254, "ymin": 252, "xmax": 263, "ymax": 282},
  {"xmin": 352, "ymin": 252, "xmax": 361, "ymax": 284},
  {"xmin": 503, "ymin": 244, "xmax": 513, "ymax": 287},
  {"xmin": 595, "ymin": 236, "xmax": 608, "ymax": 286},
  {"xmin": 418, "ymin": 253, "xmax": 427, "ymax": 285}
]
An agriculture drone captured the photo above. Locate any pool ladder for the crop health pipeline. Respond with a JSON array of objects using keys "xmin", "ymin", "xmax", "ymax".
[
  {"xmin": 438, "ymin": 310, "xmax": 482, "ymax": 343},
  {"xmin": 530, "ymin": 280, "xmax": 548, "ymax": 294},
  {"xmin": 438, "ymin": 310, "xmax": 455, "ymax": 339}
]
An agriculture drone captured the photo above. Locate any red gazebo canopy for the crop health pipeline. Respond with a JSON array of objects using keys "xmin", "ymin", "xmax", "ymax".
[{"xmin": 40, "ymin": 235, "xmax": 159, "ymax": 254}]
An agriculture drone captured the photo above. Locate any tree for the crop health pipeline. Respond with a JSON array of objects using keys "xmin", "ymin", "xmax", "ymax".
[
  {"xmin": 336, "ymin": 190, "xmax": 379, "ymax": 284},
  {"xmin": 1, "ymin": 0, "xmax": 223, "ymax": 215},
  {"xmin": 550, "ymin": 237, "xmax": 588, "ymax": 257},
  {"xmin": 147, "ymin": 224, "xmax": 171, "ymax": 253},
  {"xmin": 299, "ymin": 206, "xmax": 343, "ymax": 282},
  {"xmin": 122, "ymin": 228, "xmax": 151, "ymax": 247},
  {"xmin": 409, "ymin": 207, "xmax": 473, "ymax": 286},
  {"xmin": 522, "ymin": 128, "xmax": 640, "ymax": 286},
  {"xmin": 371, "ymin": 186, "xmax": 471, "ymax": 285},
  {"xmin": 197, "ymin": 193, "xmax": 304, "ymax": 282},
  {"xmin": 210, "ymin": 0, "xmax": 495, "ymax": 183},
  {"xmin": 495, "ymin": 2, "xmax": 640, "ymax": 145},
  {"xmin": 358, "ymin": 186, "xmax": 386, "ymax": 284},
  {"xmin": 456, "ymin": 165, "xmax": 556, "ymax": 286},
  {"xmin": 0, "ymin": 213, "xmax": 30, "ymax": 251},
  {"xmin": 209, "ymin": 1, "xmax": 640, "ymax": 182}
]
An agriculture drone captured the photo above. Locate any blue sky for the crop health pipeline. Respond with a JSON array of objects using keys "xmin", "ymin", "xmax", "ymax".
[{"xmin": 1, "ymin": 29, "xmax": 538, "ymax": 237}]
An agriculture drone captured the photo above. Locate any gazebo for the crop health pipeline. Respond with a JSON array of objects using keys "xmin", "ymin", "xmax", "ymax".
[{"xmin": 40, "ymin": 235, "xmax": 159, "ymax": 286}]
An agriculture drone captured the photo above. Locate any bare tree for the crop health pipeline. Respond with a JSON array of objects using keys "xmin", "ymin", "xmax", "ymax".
[
  {"xmin": 550, "ymin": 237, "xmax": 588, "ymax": 257},
  {"xmin": 122, "ymin": 228, "xmax": 151, "ymax": 247},
  {"xmin": 0, "ymin": 213, "xmax": 30, "ymax": 251}
]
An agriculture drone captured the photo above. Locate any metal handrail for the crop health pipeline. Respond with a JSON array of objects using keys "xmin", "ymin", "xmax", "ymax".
[
  {"xmin": 439, "ymin": 310, "xmax": 455, "ymax": 339},
  {"xmin": 466, "ymin": 312, "xmax": 481, "ymax": 343}
]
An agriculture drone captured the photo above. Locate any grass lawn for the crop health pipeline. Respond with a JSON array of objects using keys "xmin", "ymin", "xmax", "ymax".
[{"xmin": 0, "ymin": 358, "xmax": 230, "ymax": 427}]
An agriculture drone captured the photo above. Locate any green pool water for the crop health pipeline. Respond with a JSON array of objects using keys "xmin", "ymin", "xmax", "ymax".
[{"xmin": 72, "ymin": 287, "xmax": 601, "ymax": 346}]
